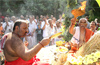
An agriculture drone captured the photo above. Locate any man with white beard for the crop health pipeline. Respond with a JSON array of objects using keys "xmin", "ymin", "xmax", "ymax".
[{"xmin": 2, "ymin": 17, "xmax": 12, "ymax": 34}]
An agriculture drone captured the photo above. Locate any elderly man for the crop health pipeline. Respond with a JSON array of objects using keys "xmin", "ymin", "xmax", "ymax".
[
  {"xmin": 1, "ymin": 20, "xmax": 50, "ymax": 65},
  {"xmin": 69, "ymin": 18, "xmax": 94, "ymax": 52}
]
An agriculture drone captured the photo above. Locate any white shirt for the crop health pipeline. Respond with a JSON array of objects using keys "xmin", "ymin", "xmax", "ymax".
[
  {"xmin": 2, "ymin": 22, "xmax": 12, "ymax": 34},
  {"xmin": 28, "ymin": 21, "xmax": 37, "ymax": 33},
  {"xmin": 41, "ymin": 21, "xmax": 50, "ymax": 38}
]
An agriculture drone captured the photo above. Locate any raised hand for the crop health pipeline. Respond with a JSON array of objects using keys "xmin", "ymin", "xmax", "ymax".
[{"xmin": 71, "ymin": 18, "xmax": 76, "ymax": 24}]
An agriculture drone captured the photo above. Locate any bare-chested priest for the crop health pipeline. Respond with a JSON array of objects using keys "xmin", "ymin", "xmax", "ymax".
[
  {"xmin": 1, "ymin": 20, "xmax": 50, "ymax": 65},
  {"xmin": 69, "ymin": 18, "xmax": 94, "ymax": 52}
]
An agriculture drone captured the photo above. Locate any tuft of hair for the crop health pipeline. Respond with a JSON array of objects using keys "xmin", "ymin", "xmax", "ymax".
[
  {"xmin": 13, "ymin": 19, "xmax": 29, "ymax": 31},
  {"xmin": 15, "ymin": 19, "xmax": 29, "ymax": 24}
]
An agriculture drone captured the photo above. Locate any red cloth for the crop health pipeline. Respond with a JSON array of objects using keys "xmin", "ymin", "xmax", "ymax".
[
  {"xmin": 5, "ymin": 56, "xmax": 50, "ymax": 65},
  {"xmin": 5, "ymin": 56, "xmax": 40, "ymax": 65}
]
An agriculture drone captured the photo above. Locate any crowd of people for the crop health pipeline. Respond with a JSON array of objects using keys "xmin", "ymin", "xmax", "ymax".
[
  {"xmin": 0, "ymin": 12, "xmax": 99, "ymax": 49},
  {"xmin": 0, "ymin": 12, "xmax": 64, "ymax": 49}
]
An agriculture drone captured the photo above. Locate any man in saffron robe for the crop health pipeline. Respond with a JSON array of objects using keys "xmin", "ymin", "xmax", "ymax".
[{"xmin": 69, "ymin": 18, "xmax": 94, "ymax": 52}]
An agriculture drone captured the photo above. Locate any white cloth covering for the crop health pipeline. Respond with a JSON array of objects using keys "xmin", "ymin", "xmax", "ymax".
[
  {"xmin": 71, "ymin": 27, "xmax": 80, "ymax": 44},
  {"xmin": 41, "ymin": 21, "xmax": 49, "ymax": 38}
]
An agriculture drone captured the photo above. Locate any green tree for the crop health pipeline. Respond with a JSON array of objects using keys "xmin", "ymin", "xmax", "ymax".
[{"xmin": 0, "ymin": 0, "xmax": 67, "ymax": 18}]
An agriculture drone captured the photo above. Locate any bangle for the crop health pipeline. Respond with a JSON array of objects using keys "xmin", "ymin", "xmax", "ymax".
[{"xmin": 39, "ymin": 42, "xmax": 44, "ymax": 47}]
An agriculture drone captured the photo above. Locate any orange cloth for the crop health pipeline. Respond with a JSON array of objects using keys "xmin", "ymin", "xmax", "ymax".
[
  {"xmin": 85, "ymin": 28, "xmax": 94, "ymax": 42},
  {"xmin": 0, "ymin": 26, "xmax": 3, "ymax": 35}
]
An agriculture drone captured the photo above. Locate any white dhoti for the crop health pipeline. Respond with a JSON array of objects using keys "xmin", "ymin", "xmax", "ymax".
[{"xmin": 26, "ymin": 22, "xmax": 37, "ymax": 49}]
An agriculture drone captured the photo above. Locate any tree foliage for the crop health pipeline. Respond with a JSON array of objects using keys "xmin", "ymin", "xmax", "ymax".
[
  {"xmin": 0, "ymin": 0, "xmax": 67, "ymax": 18},
  {"xmin": 88, "ymin": 0, "xmax": 100, "ymax": 22}
]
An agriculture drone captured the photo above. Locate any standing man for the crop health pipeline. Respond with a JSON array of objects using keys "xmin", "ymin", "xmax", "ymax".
[
  {"xmin": 27, "ymin": 17, "xmax": 37, "ymax": 49},
  {"xmin": 41, "ymin": 16, "xmax": 49, "ymax": 38},
  {"xmin": 10, "ymin": 16, "xmax": 16, "ymax": 32},
  {"xmin": 2, "ymin": 17, "xmax": 12, "ymax": 34},
  {"xmin": 1, "ymin": 19, "xmax": 50, "ymax": 65}
]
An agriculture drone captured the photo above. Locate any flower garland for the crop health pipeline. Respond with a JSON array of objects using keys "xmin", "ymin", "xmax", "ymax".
[{"xmin": 66, "ymin": 50, "xmax": 100, "ymax": 64}]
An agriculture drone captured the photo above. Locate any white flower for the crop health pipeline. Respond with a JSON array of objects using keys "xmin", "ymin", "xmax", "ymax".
[
  {"xmin": 77, "ymin": 56, "xmax": 83, "ymax": 64},
  {"xmin": 95, "ymin": 51, "xmax": 100, "ymax": 58}
]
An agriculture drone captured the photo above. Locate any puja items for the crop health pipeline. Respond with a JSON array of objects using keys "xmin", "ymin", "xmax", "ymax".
[
  {"xmin": 55, "ymin": 46, "xmax": 68, "ymax": 52},
  {"xmin": 56, "ymin": 41, "xmax": 71, "ymax": 49},
  {"xmin": 56, "ymin": 41, "xmax": 65, "ymax": 46},
  {"xmin": 52, "ymin": 46, "xmax": 68, "ymax": 65},
  {"xmin": 52, "ymin": 53, "xmax": 67, "ymax": 65},
  {"xmin": 52, "ymin": 31, "xmax": 100, "ymax": 65}
]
